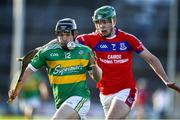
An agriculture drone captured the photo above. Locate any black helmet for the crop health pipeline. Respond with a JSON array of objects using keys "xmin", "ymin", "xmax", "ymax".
[{"xmin": 55, "ymin": 18, "xmax": 77, "ymax": 35}]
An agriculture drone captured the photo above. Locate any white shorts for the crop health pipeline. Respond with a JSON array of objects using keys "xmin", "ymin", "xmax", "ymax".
[
  {"xmin": 99, "ymin": 88, "xmax": 138, "ymax": 116},
  {"xmin": 19, "ymin": 97, "xmax": 41, "ymax": 113},
  {"xmin": 62, "ymin": 96, "xmax": 90, "ymax": 119}
]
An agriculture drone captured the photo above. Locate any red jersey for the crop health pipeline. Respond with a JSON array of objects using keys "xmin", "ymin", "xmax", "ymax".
[{"xmin": 77, "ymin": 28, "xmax": 144, "ymax": 95}]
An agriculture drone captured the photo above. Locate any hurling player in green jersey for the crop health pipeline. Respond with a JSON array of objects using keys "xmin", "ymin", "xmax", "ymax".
[{"xmin": 8, "ymin": 18, "xmax": 102, "ymax": 120}]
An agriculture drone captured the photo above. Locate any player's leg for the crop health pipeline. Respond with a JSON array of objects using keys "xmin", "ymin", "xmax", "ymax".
[
  {"xmin": 18, "ymin": 99, "xmax": 32, "ymax": 119},
  {"xmin": 52, "ymin": 103, "xmax": 80, "ymax": 119},
  {"xmin": 106, "ymin": 98, "xmax": 130, "ymax": 119},
  {"xmin": 99, "ymin": 93, "xmax": 113, "ymax": 117},
  {"xmin": 103, "ymin": 88, "xmax": 138, "ymax": 119},
  {"xmin": 24, "ymin": 104, "xmax": 33, "ymax": 119},
  {"xmin": 51, "ymin": 96, "xmax": 90, "ymax": 120}
]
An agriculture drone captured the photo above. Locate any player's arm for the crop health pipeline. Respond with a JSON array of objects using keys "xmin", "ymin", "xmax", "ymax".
[
  {"xmin": 8, "ymin": 47, "xmax": 41, "ymax": 103},
  {"xmin": 88, "ymin": 52, "xmax": 102, "ymax": 82},
  {"xmin": 8, "ymin": 67, "xmax": 34, "ymax": 103},
  {"xmin": 139, "ymin": 47, "xmax": 180, "ymax": 93},
  {"xmin": 39, "ymin": 81, "xmax": 49, "ymax": 100}
]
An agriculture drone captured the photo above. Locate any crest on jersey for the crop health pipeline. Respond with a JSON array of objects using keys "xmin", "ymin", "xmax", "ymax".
[
  {"xmin": 78, "ymin": 50, "xmax": 84, "ymax": 55},
  {"xmin": 95, "ymin": 41, "xmax": 131, "ymax": 52},
  {"xmin": 119, "ymin": 43, "xmax": 127, "ymax": 51}
]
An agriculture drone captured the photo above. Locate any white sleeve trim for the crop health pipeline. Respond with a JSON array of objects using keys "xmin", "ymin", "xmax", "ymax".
[{"xmin": 27, "ymin": 64, "xmax": 38, "ymax": 72}]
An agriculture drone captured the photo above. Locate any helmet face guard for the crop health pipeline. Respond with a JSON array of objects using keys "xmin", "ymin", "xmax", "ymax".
[
  {"xmin": 55, "ymin": 18, "xmax": 78, "ymax": 50},
  {"xmin": 92, "ymin": 6, "xmax": 116, "ymax": 22},
  {"xmin": 55, "ymin": 18, "xmax": 77, "ymax": 36}
]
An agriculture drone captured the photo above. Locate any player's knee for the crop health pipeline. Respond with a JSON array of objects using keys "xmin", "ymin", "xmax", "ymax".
[
  {"xmin": 52, "ymin": 104, "xmax": 80, "ymax": 119},
  {"xmin": 106, "ymin": 98, "xmax": 130, "ymax": 119}
]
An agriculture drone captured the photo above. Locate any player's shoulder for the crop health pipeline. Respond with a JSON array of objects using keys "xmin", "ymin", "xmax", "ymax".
[
  {"xmin": 76, "ymin": 43, "xmax": 92, "ymax": 52},
  {"xmin": 119, "ymin": 30, "xmax": 138, "ymax": 40},
  {"xmin": 40, "ymin": 39, "xmax": 60, "ymax": 52},
  {"xmin": 77, "ymin": 32, "xmax": 98, "ymax": 40}
]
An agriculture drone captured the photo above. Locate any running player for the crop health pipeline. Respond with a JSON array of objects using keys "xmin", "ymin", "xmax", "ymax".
[
  {"xmin": 18, "ymin": 71, "xmax": 49, "ymax": 119},
  {"xmin": 8, "ymin": 18, "xmax": 102, "ymax": 120},
  {"xmin": 77, "ymin": 5, "xmax": 180, "ymax": 119}
]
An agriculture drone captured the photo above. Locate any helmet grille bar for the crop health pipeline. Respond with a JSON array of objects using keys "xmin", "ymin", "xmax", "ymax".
[{"xmin": 55, "ymin": 18, "xmax": 77, "ymax": 33}]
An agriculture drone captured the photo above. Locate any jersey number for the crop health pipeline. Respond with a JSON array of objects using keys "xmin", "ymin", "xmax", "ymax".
[{"xmin": 64, "ymin": 52, "xmax": 71, "ymax": 59}]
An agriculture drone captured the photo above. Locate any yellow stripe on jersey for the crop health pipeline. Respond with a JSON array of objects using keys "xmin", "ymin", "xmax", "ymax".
[
  {"xmin": 46, "ymin": 59, "xmax": 89, "ymax": 68},
  {"xmin": 48, "ymin": 74, "xmax": 86, "ymax": 84}
]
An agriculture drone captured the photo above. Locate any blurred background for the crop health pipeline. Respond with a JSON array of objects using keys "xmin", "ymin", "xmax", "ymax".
[{"xmin": 0, "ymin": 0, "xmax": 180, "ymax": 119}]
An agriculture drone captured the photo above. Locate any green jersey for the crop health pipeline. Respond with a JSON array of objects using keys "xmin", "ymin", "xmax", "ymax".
[
  {"xmin": 30, "ymin": 39, "xmax": 93, "ymax": 109},
  {"xmin": 20, "ymin": 71, "xmax": 42, "ymax": 99}
]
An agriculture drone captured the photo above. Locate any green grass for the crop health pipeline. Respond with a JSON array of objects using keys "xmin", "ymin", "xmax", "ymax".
[{"xmin": 0, "ymin": 115, "xmax": 50, "ymax": 120}]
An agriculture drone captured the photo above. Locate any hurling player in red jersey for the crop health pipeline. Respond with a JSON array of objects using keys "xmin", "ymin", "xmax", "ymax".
[{"xmin": 77, "ymin": 5, "xmax": 180, "ymax": 119}]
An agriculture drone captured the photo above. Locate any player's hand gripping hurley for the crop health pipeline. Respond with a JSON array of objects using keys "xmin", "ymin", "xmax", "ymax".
[{"xmin": 7, "ymin": 48, "xmax": 40, "ymax": 104}]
